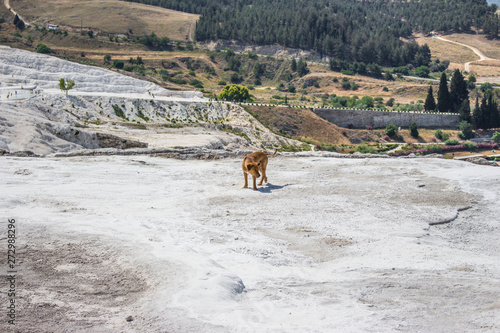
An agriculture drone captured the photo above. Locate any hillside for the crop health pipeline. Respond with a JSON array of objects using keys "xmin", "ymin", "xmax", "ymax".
[
  {"xmin": 243, "ymin": 105, "xmax": 351, "ymax": 145},
  {"xmin": 128, "ymin": 0, "xmax": 498, "ymax": 66},
  {"xmin": 2, "ymin": 0, "xmax": 500, "ymax": 149},
  {"xmin": 8, "ymin": 0, "xmax": 199, "ymax": 41},
  {"xmin": 0, "ymin": 45, "xmax": 305, "ymax": 155},
  {"xmin": 2, "ymin": 0, "xmax": 500, "ymax": 105}
]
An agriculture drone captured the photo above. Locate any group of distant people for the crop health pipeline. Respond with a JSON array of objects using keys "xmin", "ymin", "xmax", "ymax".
[{"xmin": 1, "ymin": 89, "xmax": 41, "ymax": 100}]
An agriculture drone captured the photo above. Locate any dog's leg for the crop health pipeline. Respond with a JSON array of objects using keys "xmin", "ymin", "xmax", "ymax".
[
  {"xmin": 252, "ymin": 175, "xmax": 257, "ymax": 190},
  {"xmin": 242, "ymin": 157, "xmax": 248, "ymax": 188},
  {"xmin": 258, "ymin": 159, "xmax": 268, "ymax": 185},
  {"xmin": 257, "ymin": 162, "xmax": 264, "ymax": 185}
]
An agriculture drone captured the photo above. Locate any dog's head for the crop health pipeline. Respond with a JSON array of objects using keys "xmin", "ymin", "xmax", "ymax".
[{"xmin": 247, "ymin": 163, "xmax": 260, "ymax": 178}]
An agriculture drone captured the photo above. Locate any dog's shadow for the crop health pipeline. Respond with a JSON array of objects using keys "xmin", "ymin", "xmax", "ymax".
[{"xmin": 258, "ymin": 183, "xmax": 291, "ymax": 193}]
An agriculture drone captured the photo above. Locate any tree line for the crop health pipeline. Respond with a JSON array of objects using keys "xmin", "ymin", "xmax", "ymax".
[
  {"xmin": 124, "ymin": 0, "xmax": 499, "ymax": 67},
  {"xmin": 424, "ymin": 69, "xmax": 500, "ymax": 130}
]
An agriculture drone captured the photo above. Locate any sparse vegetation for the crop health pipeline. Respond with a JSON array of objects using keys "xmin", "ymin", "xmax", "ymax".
[{"xmin": 112, "ymin": 104, "xmax": 126, "ymax": 119}]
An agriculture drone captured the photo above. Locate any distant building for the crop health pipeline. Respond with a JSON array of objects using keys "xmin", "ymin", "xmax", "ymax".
[{"xmin": 48, "ymin": 24, "xmax": 59, "ymax": 31}]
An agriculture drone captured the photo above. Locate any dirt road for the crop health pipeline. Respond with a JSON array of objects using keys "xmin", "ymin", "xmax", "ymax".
[{"xmin": 433, "ymin": 35, "xmax": 496, "ymax": 72}]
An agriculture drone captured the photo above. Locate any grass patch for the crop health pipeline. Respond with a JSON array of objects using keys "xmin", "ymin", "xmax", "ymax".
[
  {"xmin": 279, "ymin": 144, "xmax": 311, "ymax": 152},
  {"xmin": 163, "ymin": 124, "xmax": 184, "ymax": 128},
  {"xmin": 220, "ymin": 124, "xmax": 250, "ymax": 141}
]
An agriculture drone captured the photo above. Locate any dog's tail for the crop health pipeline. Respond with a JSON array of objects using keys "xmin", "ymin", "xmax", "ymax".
[{"xmin": 266, "ymin": 149, "xmax": 277, "ymax": 157}]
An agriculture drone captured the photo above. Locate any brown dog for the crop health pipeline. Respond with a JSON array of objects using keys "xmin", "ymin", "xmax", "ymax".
[{"xmin": 242, "ymin": 149, "xmax": 277, "ymax": 190}]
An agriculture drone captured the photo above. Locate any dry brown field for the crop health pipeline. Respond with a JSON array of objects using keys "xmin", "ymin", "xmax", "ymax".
[
  {"xmin": 10, "ymin": 0, "xmax": 199, "ymax": 40},
  {"xmin": 443, "ymin": 33, "xmax": 500, "ymax": 59},
  {"xmin": 414, "ymin": 35, "xmax": 478, "ymax": 67}
]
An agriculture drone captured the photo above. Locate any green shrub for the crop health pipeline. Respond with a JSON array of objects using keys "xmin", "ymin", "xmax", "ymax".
[
  {"xmin": 385, "ymin": 123, "xmax": 398, "ymax": 137},
  {"xmin": 113, "ymin": 60, "xmax": 124, "ymax": 69},
  {"xmin": 459, "ymin": 121, "xmax": 474, "ymax": 140},
  {"xmin": 355, "ymin": 143, "xmax": 377, "ymax": 154},
  {"xmin": 435, "ymin": 129, "xmax": 450, "ymax": 141},
  {"xmin": 189, "ymin": 79, "xmax": 203, "ymax": 87},
  {"xmin": 35, "ymin": 44, "xmax": 51, "ymax": 54},
  {"xmin": 165, "ymin": 76, "xmax": 187, "ymax": 85},
  {"xmin": 445, "ymin": 139, "xmax": 460, "ymax": 146},
  {"xmin": 341, "ymin": 81, "xmax": 351, "ymax": 90},
  {"xmin": 493, "ymin": 131, "xmax": 500, "ymax": 143},
  {"xmin": 409, "ymin": 122, "xmax": 419, "ymax": 137},
  {"xmin": 463, "ymin": 142, "xmax": 477, "ymax": 150}
]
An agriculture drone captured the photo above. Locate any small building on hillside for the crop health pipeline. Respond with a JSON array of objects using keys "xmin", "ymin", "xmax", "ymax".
[{"xmin": 48, "ymin": 24, "xmax": 59, "ymax": 31}]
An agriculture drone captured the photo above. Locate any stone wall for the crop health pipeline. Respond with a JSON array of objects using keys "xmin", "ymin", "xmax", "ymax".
[{"xmin": 313, "ymin": 108, "xmax": 459, "ymax": 129}]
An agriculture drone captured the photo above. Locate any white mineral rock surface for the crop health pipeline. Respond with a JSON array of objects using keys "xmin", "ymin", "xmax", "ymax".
[{"xmin": 1, "ymin": 46, "xmax": 499, "ymax": 332}]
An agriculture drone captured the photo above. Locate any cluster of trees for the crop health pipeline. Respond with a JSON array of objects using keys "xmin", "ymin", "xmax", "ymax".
[
  {"xmin": 291, "ymin": 58, "xmax": 309, "ymax": 77},
  {"xmin": 472, "ymin": 93, "xmax": 500, "ymax": 129},
  {"xmin": 134, "ymin": 33, "xmax": 170, "ymax": 49},
  {"xmin": 13, "ymin": 14, "xmax": 25, "ymax": 30},
  {"xmin": 483, "ymin": 13, "xmax": 499, "ymax": 39},
  {"xmin": 424, "ymin": 70, "xmax": 469, "ymax": 114},
  {"xmin": 324, "ymin": 95, "xmax": 385, "ymax": 110},
  {"xmin": 224, "ymin": 48, "xmax": 241, "ymax": 72},
  {"xmin": 424, "ymin": 69, "xmax": 500, "ymax": 130},
  {"xmin": 125, "ymin": 0, "xmax": 498, "ymax": 66},
  {"xmin": 329, "ymin": 59, "xmax": 383, "ymax": 78}
]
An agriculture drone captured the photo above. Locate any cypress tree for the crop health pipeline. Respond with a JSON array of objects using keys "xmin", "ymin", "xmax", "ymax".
[
  {"xmin": 488, "ymin": 94, "xmax": 500, "ymax": 129},
  {"xmin": 437, "ymin": 72, "xmax": 451, "ymax": 113},
  {"xmin": 450, "ymin": 69, "xmax": 468, "ymax": 113},
  {"xmin": 13, "ymin": 14, "xmax": 25, "ymax": 30},
  {"xmin": 479, "ymin": 94, "xmax": 489, "ymax": 129},
  {"xmin": 297, "ymin": 58, "xmax": 308, "ymax": 77},
  {"xmin": 291, "ymin": 58, "xmax": 297, "ymax": 72},
  {"xmin": 472, "ymin": 97, "xmax": 482, "ymax": 129},
  {"xmin": 424, "ymin": 85, "xmax": 436, "ymax": 111},
  {"xmin": 459, "ymin": 98, "xmax": 471, "ymax": 123}
]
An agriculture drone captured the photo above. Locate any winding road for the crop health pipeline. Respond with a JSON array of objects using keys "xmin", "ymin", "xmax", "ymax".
[
  {"xmin": 433, "ymin": 35, "xmax": 496, "ymax": 72},
  {"xmin": 3, "ymin": 0, "xmax": 23, "ymax": 22}
]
